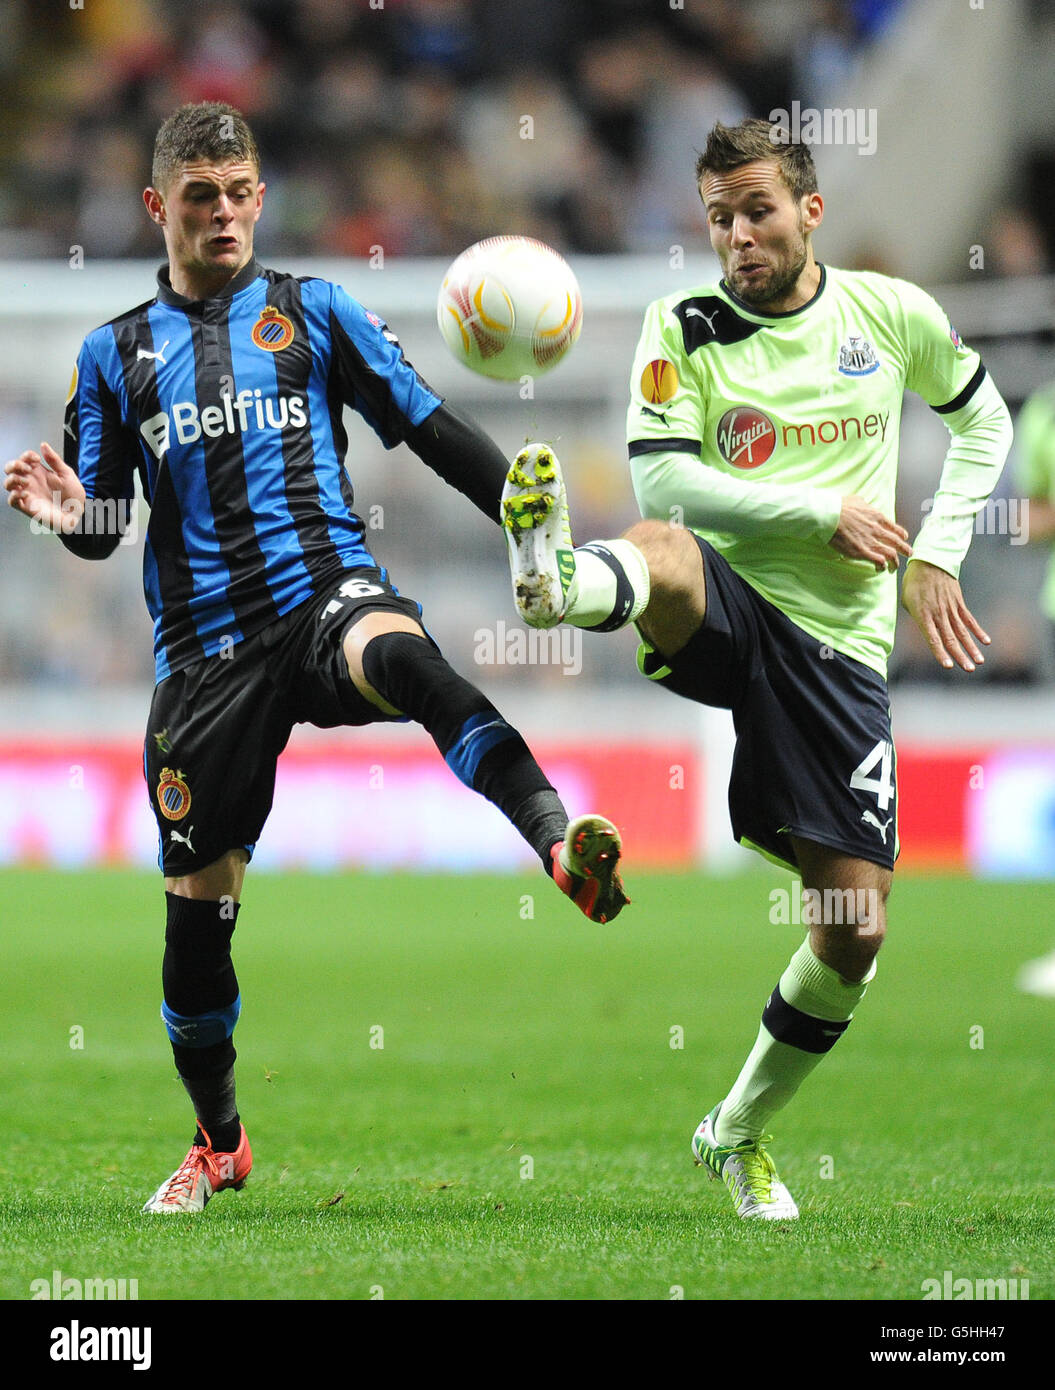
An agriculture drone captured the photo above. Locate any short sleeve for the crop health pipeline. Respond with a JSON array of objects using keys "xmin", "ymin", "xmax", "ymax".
[
  {"xmin": 626, "ymin": 299, "xmax": 707, "ymax": 460},
  {"xmin": 900, "ymin": 279, "xmax": 984, "ymax": 413},
  {"xmin": 65, "ymin": 337, "xmax": 137, "ymax": 505},
  {"xmin": 327, "ymin": 284, "xmax": 441, "ymax": 448},
  {"xmin": 58, "ymin": 335, "xmax": 139, "ymax": 558}
]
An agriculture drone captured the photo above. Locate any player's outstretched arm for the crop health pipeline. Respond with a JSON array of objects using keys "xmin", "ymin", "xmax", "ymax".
[
  {"xmin": 827, "ymin": 495, "xmax": 913, "ymax": 573},
  {"xmin": 4, "ymin": 442, "xmax": 85, "ymax": 533},
  {"xmin": 900, "ymin": 557, "xmax": 989, "ymax": 672},
  {"xmin": 404, "ymin": 402, "xmax": 508, "ymax": 523}
]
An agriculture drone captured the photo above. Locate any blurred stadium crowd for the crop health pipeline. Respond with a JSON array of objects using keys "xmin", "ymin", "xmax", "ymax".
[
  {"xmin": 2, "ymin": 0, "xmax": 1055, "ymax": 697},
  {"xmin": 1, "ymin": 0, "xmax": 912, "ymax": 260}
]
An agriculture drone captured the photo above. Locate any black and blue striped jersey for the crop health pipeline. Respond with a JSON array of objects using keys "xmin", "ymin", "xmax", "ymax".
[{"xmin": 61, "ymin": 258, "xmax": 443, "ymax": 681}]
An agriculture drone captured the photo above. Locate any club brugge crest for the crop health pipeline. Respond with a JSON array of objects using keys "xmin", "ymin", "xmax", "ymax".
[
  {"xmin": 251, "ymin": 306, "xmax": 295, "ymax": 352},
  {"xmin": 157, "ymin": 767, "xmax": 191, "ymax": 820},
  {"xmin": 837, "ymin": 333, "xmax": 879, "ymax": 376}
]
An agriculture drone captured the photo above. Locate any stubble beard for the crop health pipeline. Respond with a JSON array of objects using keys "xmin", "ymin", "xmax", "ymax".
[
  {"xmin": 728, "ymin": 214, "xmax": 809, "ymax": 307},
  {"xmin": 732, "ymin": 241, "xmax": 808, "ymax": 307}
]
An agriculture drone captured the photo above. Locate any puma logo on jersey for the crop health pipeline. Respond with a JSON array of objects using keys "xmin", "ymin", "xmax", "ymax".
[
  {"xmin": 137, "ymin": 341, "xmax": 170, "ymax": 365},
  {"xmin": 169, "ymin": 825, "xmax": 196, "ymax": 854},
  {"xmin": 860, "ymin": 810, "xmax": 893, "ymax": 843},
  {"xmin": 684, "ymin": 307, "xmax": 719, "ymax": 333}
]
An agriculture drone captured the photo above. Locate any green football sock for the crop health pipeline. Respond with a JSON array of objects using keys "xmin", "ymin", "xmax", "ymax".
[{"xmin": 714, "ymin": 937, "xmax": 876, "ymax": 1146}]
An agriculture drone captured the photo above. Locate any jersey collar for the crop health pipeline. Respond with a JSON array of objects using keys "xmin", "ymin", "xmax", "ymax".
[
  {"xmin": 718, "ymin": 263, "xmax": 827, "ymax": 321},
  {"xmin": 155, "ymin": 256, "xmax": 263, "ymax": 308}
]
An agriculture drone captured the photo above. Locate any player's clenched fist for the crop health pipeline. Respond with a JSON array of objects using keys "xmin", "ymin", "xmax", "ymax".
[
  {"xmin": 4, "ymin": 442, "xmax": 85, "ymax": 533},
  {"xmin": 828, "ymin": 494, "xmax": 913, "ymax": 573}
]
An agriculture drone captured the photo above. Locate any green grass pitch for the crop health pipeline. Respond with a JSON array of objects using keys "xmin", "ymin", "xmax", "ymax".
[{"xmin": 1, "ymin": 868, "xmax": 1053, "ymax": 1302}]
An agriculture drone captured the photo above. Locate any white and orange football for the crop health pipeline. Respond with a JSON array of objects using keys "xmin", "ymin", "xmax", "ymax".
[{"xmin": 437, "ymin": 236, "xmax": 582, "ymax": 381}]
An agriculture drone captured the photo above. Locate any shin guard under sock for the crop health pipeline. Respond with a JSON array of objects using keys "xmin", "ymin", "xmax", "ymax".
[
  {"xmin": 360, "ymin": 631, "xmax": 568, "ymax": 865},
  {"xmin": 162, "ymin": 893, "xmax": 242, "ymax": 1150},
  {"xmin": 715, "ymin": 938, "xmax": 875, "ymax": 1146},
  {"xmin": 565, "ymin": 540, "xmax": 650, "ymax": 631}
]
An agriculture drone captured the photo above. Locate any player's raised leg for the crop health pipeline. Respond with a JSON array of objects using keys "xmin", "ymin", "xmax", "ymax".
[
  {"xmin": 142, "ymin": 848, "xmax": 253, "ymax": 1213},
  {"xmin": 502, "ymin": 443, "xmax": 704, "ymax": 654},
  {"xmin": 693, "ymin": 841, "xmax": 888, "ymax": 1220},
  {"xmin": 343, "ymin": 610, "xmax": 628, "ymax": 923}
]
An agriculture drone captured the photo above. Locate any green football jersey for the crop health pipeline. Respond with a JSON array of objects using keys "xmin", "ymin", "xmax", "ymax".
[
  {"xmin": 626, "ymin": 264, "xmax": 985, "ymax": 676},
  {"xmin": 1015, "ymin": 381, "xmax": 1055, "ymax": 622}
]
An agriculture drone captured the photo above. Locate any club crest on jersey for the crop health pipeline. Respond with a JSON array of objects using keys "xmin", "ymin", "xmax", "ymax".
[
  {"xmin": 836, "ymin": 334, "xmax": 880, "ymax": 376},
  {"xmin": 251, "ymin": 306, "xmax": 295, "ymax": 352},
  {"xmin": 157, "ymin": 767, "xmax": 191, "ymax": 821},
  {"xmin": 716, "ymin": 406, "xmax": 776, "ymax": 469},
  {"xmin": 640, "ymin": 359, "xmax": 679, "ymax": 406}
]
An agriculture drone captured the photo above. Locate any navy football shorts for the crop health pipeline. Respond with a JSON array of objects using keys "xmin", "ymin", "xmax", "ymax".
[
  {"xmin": 638, "ymin": 535, "xmax": 898, "ymax": 872},
  {"xmin": 145, "ymin": 567, "xmax": 430, "ymax": 877}
]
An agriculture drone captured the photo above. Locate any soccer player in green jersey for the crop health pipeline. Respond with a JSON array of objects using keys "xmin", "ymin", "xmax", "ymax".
[
  {"xmin": 502, "ymin": 118, "xmax": 1013, "ymax": 1219},
  {"xmin": 1015, "ymin": 381, "xmax": 1055, "ymax": 653},
  {"xmin": 1013, "ymin": 381, "xmax": 1055, "ymax": 997}
]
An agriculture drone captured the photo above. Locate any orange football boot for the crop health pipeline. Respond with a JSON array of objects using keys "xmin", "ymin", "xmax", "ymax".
[
  {"xmin": 551, "ymin": 814, "xmax": 628, "ymax": 924},
  {"xmin": 142, "ymin": 1122, "xmax": 252, "ymax": 1213}
]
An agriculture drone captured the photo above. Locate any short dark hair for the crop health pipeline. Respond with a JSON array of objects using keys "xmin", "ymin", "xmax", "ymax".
[
  {"xmin": 151, "ymin": 102, "xmax": 260, "ymax": 192},
  {"xmin": 695, "ymin": 118, "xmax": 818, "ymax": 202}
]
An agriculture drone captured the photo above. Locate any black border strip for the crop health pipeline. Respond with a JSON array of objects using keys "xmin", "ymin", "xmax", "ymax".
[
  {"xmin": 932, "ymin": 361, "xmax": 986, "ymax": 415},
  {"xmin": 628, "ymin": 437, "xmax": 701, "ymax": 458}
]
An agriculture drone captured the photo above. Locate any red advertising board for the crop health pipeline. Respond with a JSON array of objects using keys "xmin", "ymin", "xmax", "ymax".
[
  {"xmin": 2, "ymin": 738, "xmax": 1051, "ymax": 875},
  {"xmin": 0, "ymin": 738, "xmax": 698, "ymax": 871}
]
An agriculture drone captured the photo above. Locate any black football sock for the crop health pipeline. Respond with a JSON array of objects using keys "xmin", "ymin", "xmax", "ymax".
[
  {"xmin": 360, "ymin": 631, "xmax": 568, "ymax": 865},
  {"xmin": 161, "ymin": 893, "xmax": 243, "ymax": 1151},
  {"xmin": 505, "ymin": 789, "xmax": 568, "ymax": 879},
  {"xmin": 181, "ymin": 1060, "xmax": 240, "ymax": 1152}
]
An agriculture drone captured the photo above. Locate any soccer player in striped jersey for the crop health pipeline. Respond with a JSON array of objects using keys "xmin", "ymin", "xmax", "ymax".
[
  {"xmin": 503, "ymin": 118, "xmax": 1013, "ymax": 1219},
  {"xmin": 4, "ymin": 102, "xmax": 627, "ymax": 1214}
]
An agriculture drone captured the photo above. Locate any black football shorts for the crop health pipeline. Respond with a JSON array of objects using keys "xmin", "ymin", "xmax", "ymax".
[
  {"xmin": 638, "ymin": 535, "xmax": 898, "ymax": 872},
  {"xmin": 145, "ymin": 566, "xmax": 430, "ymax": 877}
]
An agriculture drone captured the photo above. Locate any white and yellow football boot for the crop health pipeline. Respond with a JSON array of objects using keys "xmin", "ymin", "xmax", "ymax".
[
  {"xmin": 501, "ymin": 443, "xmax": 575, "ymax": 629},
  {"xmin": 691, "ymin": 1104, "xmax": 799, "ymax": 1220}
]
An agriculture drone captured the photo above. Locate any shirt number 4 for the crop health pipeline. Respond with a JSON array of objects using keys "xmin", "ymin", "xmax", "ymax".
[{"xmin": 850, "ymin": 738, "xmax": 894, "ymax": 811}]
